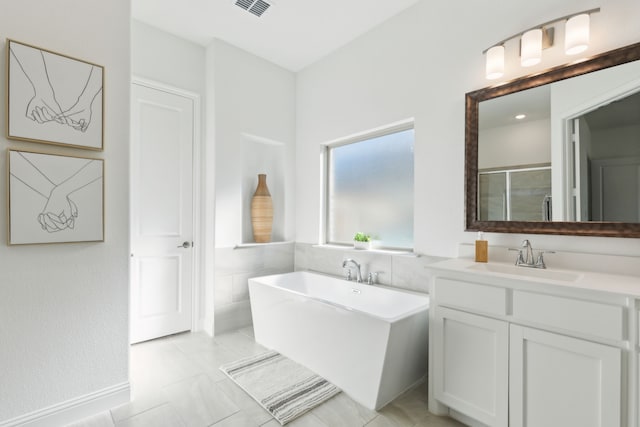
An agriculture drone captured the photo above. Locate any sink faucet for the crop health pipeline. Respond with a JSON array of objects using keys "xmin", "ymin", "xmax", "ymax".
[
  {"xmin": 342, "ymin": 258, "xmax": 363, "ymax": 282},
  {"xmin": 520, "ymin": 239, "xmax": 535, "ymax": 266},
  {"xmin": 511, "ymin": 239, "xmax": 554, "ymax": 269}
]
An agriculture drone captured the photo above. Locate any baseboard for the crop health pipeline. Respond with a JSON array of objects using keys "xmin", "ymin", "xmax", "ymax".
[
  {"xmin": 0, "ymin": 382, "xmax": 130, "ymax": 427},
  {"xmin": 449, "ymin": 408, "xmax": 491, "ymax": 427}
]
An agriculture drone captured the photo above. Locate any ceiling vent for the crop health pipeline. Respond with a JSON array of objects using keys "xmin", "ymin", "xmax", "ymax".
[{"xmin": 235, "ymin": 0, "xmax": 271, "ymax": 17}]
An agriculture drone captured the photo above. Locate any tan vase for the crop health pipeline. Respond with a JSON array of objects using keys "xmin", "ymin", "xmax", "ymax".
[{"xmin": 250, "ymin": 174, "xmax": 273, "ymax": 243}]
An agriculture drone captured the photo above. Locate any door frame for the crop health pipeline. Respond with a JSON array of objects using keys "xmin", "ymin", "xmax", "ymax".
[{"xmin": 130, "ymin": 76, "xmax": 204, "ymax": 335}]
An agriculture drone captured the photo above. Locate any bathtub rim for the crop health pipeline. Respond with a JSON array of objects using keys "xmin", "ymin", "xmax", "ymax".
[{"xmin": 248, "ymin": 270, "xmax": 429, "ymax": 323}]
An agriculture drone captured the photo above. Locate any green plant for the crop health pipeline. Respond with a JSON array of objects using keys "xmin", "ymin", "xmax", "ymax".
[{"xmin": 353, "ymin": 232, "xmax": 371, "ymax": 242}]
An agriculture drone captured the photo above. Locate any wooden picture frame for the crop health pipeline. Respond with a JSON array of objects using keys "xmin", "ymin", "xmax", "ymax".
[
  {"xmin": 7, "ymin": 149, "xmax": 104, "ymax": 245},
  {"xmin": 6, "ymin": 39, "xmax": 104, "ymax": 150}
]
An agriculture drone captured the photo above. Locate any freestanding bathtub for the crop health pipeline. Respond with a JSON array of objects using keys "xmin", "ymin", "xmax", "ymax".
[{"xmin": 248, "ymin": 271, "xmax": 429, "ymax": 410}]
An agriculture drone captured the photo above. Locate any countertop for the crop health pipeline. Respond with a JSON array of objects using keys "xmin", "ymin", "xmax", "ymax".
[{"xmin": 427, "ymin": 258, "xmax": 640, "ymax": 298}]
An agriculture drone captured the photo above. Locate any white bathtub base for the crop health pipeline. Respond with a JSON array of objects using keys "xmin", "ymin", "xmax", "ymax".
[{"xmin": 249, "ymin": 272, "xmax": 428, "ymax": 410}]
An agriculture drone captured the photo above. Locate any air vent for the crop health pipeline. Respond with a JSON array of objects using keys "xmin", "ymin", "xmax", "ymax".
[{"xmin": 235, "ymin": 0, "xmax": 271, "ymax": 17}]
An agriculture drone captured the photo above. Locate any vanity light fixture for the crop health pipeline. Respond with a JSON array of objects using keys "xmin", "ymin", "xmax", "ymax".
[{"xmin": 483, "ymin": 8, "xmax": 600, "ymax": 79}]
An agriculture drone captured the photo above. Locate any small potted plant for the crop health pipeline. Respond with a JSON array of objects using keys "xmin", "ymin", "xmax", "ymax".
[{"xmin": 353, "ymin": 232, "xmax": 371, "ymax": 250}]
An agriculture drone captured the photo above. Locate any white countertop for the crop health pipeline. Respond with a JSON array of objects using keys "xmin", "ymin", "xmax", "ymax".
[{"xmin": 428, "ymin": 258, "xmax": 640, "ymax": 298}]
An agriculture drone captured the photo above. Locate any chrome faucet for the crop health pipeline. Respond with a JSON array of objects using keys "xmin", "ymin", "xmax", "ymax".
[
  {"xmin": 342, "ymin": 258, "xmax": 363, "ymax": 283},
  {"xmin": 511, "ymin": 239, "xmax": 554, "ymax": 269},
  {"xmin": 519, "ymin": 239, "xmax": 535, "ymax": 266},
  {"xmin": 367, "ymin": 272, "xmax": 378, "ymax": 285}
]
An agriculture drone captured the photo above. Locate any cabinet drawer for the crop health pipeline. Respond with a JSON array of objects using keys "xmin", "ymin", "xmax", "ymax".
[
  {"xmin": 434, "ymin": 278, "xmax": 507, "ymax": 316},
  {"xmin": 512, "ymin": 291, "xmax": 624, "ymax": 341}
]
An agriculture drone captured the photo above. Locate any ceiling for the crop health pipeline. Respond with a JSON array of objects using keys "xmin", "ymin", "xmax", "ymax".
[
  {"xmin": 132, "ymin": 0, "xmax": 420, "ymax": 72},
  {"xmin": 479, "ymin": 85, "xmax": 551, "ymax": 130},
  {"xmin": 479, "ymin": 85, "xmax": 640, "ymax": 131}
]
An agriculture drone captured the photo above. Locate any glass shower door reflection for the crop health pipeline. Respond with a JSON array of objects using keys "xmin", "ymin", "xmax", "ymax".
[
  {"xmin": 479, "ymin": 172, "xmax": 506, "ymax": 221},
  {"xmin": 510, "ymin": 169, "xmax": 552, "ymax": 221},
  {"xmin": 478, "ymin": 167, "xmax": 551, "ymax": 222}
]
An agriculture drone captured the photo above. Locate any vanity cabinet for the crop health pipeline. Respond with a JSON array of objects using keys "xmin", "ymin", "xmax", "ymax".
[
  {"xmin": 428, "ymin": 262, "xmax": 635, "ymax": 427},
  {"xmin": 433, "ymin": 307, "xmax": 508, "ymax": 427},
  {"xmin": 432, "ymin": 277, "xmax": 509, "ymax": 426},
  {"xmin": 509, "ymin": 325, "xmax": 621, "ymax": 427}
]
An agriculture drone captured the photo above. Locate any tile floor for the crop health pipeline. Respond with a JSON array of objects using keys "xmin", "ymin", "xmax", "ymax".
[{"xmin": 67, "ymin": 328, "xmax": 464, "ymax": 427}]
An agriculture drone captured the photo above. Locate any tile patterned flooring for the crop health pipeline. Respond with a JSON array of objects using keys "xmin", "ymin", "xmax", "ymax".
[{"xmin": 68, "ymin": 328, "xmax": 464, "ymax": 427}]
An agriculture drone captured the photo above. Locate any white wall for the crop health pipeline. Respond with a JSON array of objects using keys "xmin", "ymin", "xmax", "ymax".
[
  {"xmin": 296, "ymin": 0, "xmax": 640, "ymax": 258},
  {"xmin": 0, "ymin": 0, "xmax": 131, "ymax": 423},
  {"xmin": 207, "ymin": 39, "xmax": 297, "ymax": 333},
  {"xmin": 592, "ymin": 124, "xmax": 640, "ymax": 158},
  {"xmin": 211, "ymin": 39, "xmax": 296, "ymax": 248},
  {"xmin": 131, "ymin": 20, "xmax": 205, "ymax": 94},
  {"xmin": 479, "ymin": 119, "xmax": 551, "ymax": 169}
]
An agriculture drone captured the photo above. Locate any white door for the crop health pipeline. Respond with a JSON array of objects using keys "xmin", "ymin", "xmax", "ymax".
[
  {"xmin": 510, "ymin": 325, "xmax": 621, "ymax": 427},
  {"xmin": 433, "ymin": 307, "xmax": 509, "ymax": 427},
  {"xmin": 130, "ymin": 82, "xmax": 195, "ymax": 344}
]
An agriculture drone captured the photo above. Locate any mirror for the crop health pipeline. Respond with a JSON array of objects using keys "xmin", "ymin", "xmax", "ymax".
[{"xmin": 466, "ymin": 42, "xmax": 640, "ymax": 237}]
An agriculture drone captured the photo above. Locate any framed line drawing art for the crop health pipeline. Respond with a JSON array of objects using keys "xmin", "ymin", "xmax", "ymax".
[
  {"xmin": 6, "ymin": 39, "xmax": 104, "ymax": 150},
  {"xmin": 7, "ymin": 149, "xmax": 104, "ymax": 245}
]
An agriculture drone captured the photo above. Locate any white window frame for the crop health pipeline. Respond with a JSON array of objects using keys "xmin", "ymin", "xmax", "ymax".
[{"xmin": 321, "ymin": 119, "xmax": 415, "ymax": 250}]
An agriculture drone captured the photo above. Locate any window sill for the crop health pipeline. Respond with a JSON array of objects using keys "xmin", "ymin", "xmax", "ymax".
[
  {"xmin": 234, "ymin": 241, "xmax": 294, "ymax": 249},
  {"xmin": 311, "ymin": 244, "xmax": 418, "ymax": 257}
]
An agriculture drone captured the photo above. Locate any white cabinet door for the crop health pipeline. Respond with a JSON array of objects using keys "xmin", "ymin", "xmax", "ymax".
[
  {"xmin": 510, "ymin": 325, "xmax": 621, "ymax": 427},
  {"xmin": 433, "ymin": 307, "xmax": 509, "ymax": 427}
]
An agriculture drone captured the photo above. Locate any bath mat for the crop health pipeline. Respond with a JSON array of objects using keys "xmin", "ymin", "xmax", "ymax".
[{"xmin": 219, "ymin": 350, "xmax": 341, "ymax": 425}]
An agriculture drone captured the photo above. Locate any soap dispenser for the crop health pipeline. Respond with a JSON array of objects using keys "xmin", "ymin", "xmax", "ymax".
[{"xmin": 475, "ymin": 232, "xmax": 488, "ymax": 263}]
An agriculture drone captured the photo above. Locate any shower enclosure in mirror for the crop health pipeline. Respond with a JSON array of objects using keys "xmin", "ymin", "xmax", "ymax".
[
  {"xmin": 466, "ymin": 42, "xmax": 640, "ymax": 237},
  {"xmin": 478, "ymin": 166, "xmax": 551, "ymax": 221}
]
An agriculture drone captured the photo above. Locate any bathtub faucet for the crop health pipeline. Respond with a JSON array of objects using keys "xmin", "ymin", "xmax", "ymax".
[{"xmin": 342, "ymin": 259, "xmax": 363, "ymax": 283}]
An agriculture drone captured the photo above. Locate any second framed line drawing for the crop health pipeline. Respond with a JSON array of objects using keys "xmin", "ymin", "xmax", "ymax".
[{"xmin": 7, "ymin": 149, "xmax": 104, "ymax": 245}]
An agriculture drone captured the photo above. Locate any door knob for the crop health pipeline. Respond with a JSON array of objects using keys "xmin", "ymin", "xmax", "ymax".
[{"xmin": 177, "ymin": 241, "xmax": 192, "ymax": 249}]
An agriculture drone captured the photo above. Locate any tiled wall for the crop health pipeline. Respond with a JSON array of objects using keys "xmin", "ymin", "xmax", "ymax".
[
  {"xmin": 214, "ymin": 242, "xmax": 295, "ymax": 334},
  {"xmin": 213, "ymin": 241, "xmax": 444, "ymax": 334},
  {"xmin": 294, "ymin": 243, "xmax": 445, "ymax": 294}
]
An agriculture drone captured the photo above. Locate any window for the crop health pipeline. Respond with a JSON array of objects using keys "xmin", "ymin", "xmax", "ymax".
[{"xmin": 326, "ymin": 126, "xmax": 414, "ymax": 250}]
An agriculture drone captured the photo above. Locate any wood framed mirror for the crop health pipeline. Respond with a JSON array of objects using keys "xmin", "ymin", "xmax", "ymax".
[{"xmin": 466, "ymin": 42, "xmax": 640, "ymax": 237}]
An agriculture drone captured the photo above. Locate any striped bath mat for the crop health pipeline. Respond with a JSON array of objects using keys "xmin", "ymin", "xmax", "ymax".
[{"xmin": 220, "ymin": 350, "xmax": 341, "ymax": 425}]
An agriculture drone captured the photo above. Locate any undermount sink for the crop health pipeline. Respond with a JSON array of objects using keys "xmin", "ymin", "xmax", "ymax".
[{"xmin": 467, "ymin": 263, "xmax": 582, "ymax": 282}]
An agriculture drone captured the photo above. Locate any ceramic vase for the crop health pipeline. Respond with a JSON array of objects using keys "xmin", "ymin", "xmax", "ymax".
[{"xmin": 250, "ymin": 174, "xmax": 273, "ymax": 243}]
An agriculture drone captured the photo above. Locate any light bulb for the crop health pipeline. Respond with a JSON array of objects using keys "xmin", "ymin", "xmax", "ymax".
[
  {"xmin": 521, "ymin": 29, "xmax": 542, "ymax": 67},
  {"xmin": 565, "ymin": 14, "xmax": 590, "ymax": 55},
  {"xmin": 486, "ymin": 45, "xmax": 505, "ymax": 80}
]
